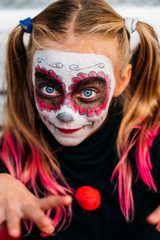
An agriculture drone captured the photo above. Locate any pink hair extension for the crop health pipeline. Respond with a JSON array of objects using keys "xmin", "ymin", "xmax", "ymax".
[
  {"xmin": 0, "ymin": 132, "xmax": 73, "ymax": 237},
  {"xmin": 135, "ymin": 127, "xmax": 159, "ymax": 191},
  {"xmin": 111, "ymin": 131, "xmax": 138, "ymax": 220},
  {"xmin": 1, "ymin": 132, "xmax": 22, "ymax": 178},
  {"xmin": 111, "ymin": 126, "xmax": 159, "ymax": 221}
]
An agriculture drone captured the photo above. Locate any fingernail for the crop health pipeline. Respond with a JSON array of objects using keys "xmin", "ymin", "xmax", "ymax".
[
  {"xmin": 64, "ymin": 195, "xmax": 72, "ymax": 203},
  {"xmin": 41, "ymin": 225, "xmax": 54, "ymax": 234},
  {"xmin": 48, "ymin": 225, "xmax": 55, "ymax": 233}
]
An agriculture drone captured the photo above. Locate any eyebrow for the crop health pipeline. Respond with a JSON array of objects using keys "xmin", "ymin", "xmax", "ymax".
[
  {"xmin": 35, "ymin": 65, "xmax": 61, "ymax": 80},
  {"xmin": 35, "ymin": 71, "xmax": 61, "ymax": 84},
  {"xmin": 73, "ymin": 77, "xmax": 106, "ymax": 86}
]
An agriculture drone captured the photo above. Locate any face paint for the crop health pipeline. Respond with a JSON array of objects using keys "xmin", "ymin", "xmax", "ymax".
[{"xmin": 33, "ymin": 50, "xmax": 115, "ymax": 146}]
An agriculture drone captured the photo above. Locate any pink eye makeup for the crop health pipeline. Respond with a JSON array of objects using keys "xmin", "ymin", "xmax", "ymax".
[
  {"xmin": 34, "ymin": 71, "xmax": 65, "ymax": 110},
  {"xmin": 32, "ymin": 49, "xmax": 115, "ymax": 146},
  {"xmin": 70, "ymin": 77, "xmax": 108, "ymax": 110}
]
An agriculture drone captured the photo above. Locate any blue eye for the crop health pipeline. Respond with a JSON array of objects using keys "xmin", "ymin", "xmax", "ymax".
[
  {"xmin": 81, "ymin": 89, "xmax": 97, "ymax": 99},
  {"xmin": 83, "ymin": 89, "xmax": 93, "ymax": 97},
  {"xmin": 41, "ymin": 85, "xmax": 58, "ymax": 96},
  {"xmin": 46, "ymin": 86, "xmax": 54, "ymax": 93}
]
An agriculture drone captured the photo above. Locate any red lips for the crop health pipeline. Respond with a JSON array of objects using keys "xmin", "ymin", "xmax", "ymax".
[{"xmin": 57, "ymin": 127, "xmax": 82, "ymax": 134}]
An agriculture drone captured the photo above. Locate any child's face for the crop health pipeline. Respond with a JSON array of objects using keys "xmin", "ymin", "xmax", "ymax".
[{"xmin": 32, "ymin": 49, "xmax": 115, "ymax": 146}]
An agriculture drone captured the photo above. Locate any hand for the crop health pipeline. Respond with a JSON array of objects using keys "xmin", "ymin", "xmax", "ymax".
[
  {"xmin": 0, "ymin": 173, "xmax": 72, "ymax": 238},
  {"xmin": 147, "ymin": 205, "xmax": 160, "ymax": 231}
]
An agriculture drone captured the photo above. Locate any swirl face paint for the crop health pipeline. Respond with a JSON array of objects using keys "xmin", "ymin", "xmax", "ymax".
[{"xmin": 33, "ymin": 50, "xmax": 115, "ymax": 146}]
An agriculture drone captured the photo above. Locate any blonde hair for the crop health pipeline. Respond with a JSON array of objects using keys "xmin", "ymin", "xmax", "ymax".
[{"xmin": 1, "ymin": 0, "xmax": 160, "ymax": 231}]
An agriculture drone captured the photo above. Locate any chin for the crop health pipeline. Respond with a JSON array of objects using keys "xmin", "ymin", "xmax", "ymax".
[{"xmin": 54, "ymin": 136, "xmax": 85, "ymax": 147}]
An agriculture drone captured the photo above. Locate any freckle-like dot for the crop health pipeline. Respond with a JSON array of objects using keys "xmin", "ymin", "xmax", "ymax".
[
  {"xmin": 101, "ymin": 102, "xmax": 107, "ymax": 110},
  {"xmin": 60, "ymin": 98, "xmax": 65, "ymax": 104},
  {"xmin": 61, "ymin": 83, "xmax": 65, "ymax": 90},
  {"xmin": 41, "ymin": 68, "xmax": 48, "ymax": 75},
  {"xmin": 67, "ymin": 93, "xmax": 72, "ymax": 100},
  {"xmin": 72, "ymin": 77, "xmax": 80, "ymax": 85},
  {"xmin": 105, "ymin": 75, "xmax": 109, "ymax": 82},
  {"xmin": 38, "ymin": 100, "xmax": 45, "ymax": 110},
  {"xmin": 95, "ymin": 108, "xmax": 101, "ymax": 116},
  {"xmin": 98, "ymin": 72, "xmax": 105, "ymax": 78},
  {"xmin": 52, "ymin": 105, "xmax": 57, "ymax": 112},
  {"xmin": 106, "ymin": 95, "xmax": 110, "ymax": 101},
  {"xmin": 57, "ymin": 104, "xmax": 61, "ymax": 110},
  {"xmin": 89, "ymin": 71, "xmax": 97, "ymax": 77},
  {"xmin": 106, "ymin": 88, "xmax": 111, "ymax": 94},
  {"xmin": 49, "ymin": 70, "xmax": 56, "ymax": 79},
  {"xmin": 69, "ymin": 85, "xmax": 76, "ymax": 91},
  {"xmin": 73, "ymin": 105, "xmax": 79, "ymax": 112},
  {"xmin": 87, "ymin": 109, "xmax": 95, "ymax": 117},
  {"xmin": 56, "ymin": 76, "xmax": 62, "ymax": 83},
  {"xmin": 36, "ymin": 65, "xmax": 41, "ymax": 72},
  {"xmin": 68, "ymin": 100, "xmax": 75, "ymax": 107},
  {"xmin": 79, "ymin": 107, "xmax": 86, "ymax": 115},
  {"xmin": 45, "ymin": 104, "xmax": 51, "ymax": 111},
  {"xmin": 78, "ymin": 73, "xmax": 88, "ymax": 80}
]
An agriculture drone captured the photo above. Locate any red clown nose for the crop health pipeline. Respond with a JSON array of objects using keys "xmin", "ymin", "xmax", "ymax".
[
  {"xmin": 0, "ymin": 223, "xmax": 22, "ymax": 240},
  {"xmin": 75, "ymin": 186, "xmax": 101, "ymax": 211}
]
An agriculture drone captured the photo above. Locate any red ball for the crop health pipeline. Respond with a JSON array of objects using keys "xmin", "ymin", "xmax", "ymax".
[{"xmin": 75, "ymin": 186, "xmax": 101, "ymax": 211}]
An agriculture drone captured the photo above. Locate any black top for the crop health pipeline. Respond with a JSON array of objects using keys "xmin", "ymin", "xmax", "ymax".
[{"xmin": 1, "ymin": 104, "xmax": 160, "ymax": 240}]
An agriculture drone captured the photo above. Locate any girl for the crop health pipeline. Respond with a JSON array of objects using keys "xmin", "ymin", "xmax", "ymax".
[{"xmin": 0, "ymin": 0, "xmax": 160, "ymax": 239}]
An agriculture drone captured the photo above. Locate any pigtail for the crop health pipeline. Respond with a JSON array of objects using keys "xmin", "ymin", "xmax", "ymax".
[
  {"xmin": 5, "ymin": 25, "xmax": 36, "ymax": 136},
  {"xmin": 112, "ymin": 21, "xmax": 160, "ymax": 220},
  {"xmin": 1, "ymin": 24, "xmax": 72, "ymax": 233},
  {"xmin": 129, "ymin": 22, "xmax": 160, "ymax": 123}
]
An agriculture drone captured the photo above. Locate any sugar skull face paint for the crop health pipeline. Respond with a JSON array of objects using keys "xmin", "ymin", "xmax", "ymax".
[{"xmin": 33, "ymin": 50, "xmax": 115, "ymax": 146}]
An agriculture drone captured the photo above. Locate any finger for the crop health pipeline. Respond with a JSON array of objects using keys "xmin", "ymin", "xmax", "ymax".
[
  {"xmin": 147, "ymin": 206, "xmax": 160, "ymax": 225},
  {"xmin": 5, "ymin": 209, "xmax": 21, "ymax": 238},
  {"xmin": 22, "ymin": 205, "xmax": 54, "ymax": 234},
  {"xmin": 0, "ymin": 209, "xmax": 5, "ymax": 225},
  {"xmin": 39, "ymin": 195, "xmax": 72, "ymax": 211}
]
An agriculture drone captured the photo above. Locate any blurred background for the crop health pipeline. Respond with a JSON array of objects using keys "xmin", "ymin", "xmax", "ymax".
[
  {"xmin": 1, "ymin": 0, "xmax": 160, "ymax": 8},
  {"xmin": 0, "ymin": 0, "xmax": 160, "ymax": 132}
]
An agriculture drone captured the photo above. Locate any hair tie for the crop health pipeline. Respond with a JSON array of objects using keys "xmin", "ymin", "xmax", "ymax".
[
  {"xmin": 125, "ymin": 17, "xmax": 139, "ymax": 34},
  {"xmin": 19, "ymin": 17, "xmax": 32, "ymax": 33}
]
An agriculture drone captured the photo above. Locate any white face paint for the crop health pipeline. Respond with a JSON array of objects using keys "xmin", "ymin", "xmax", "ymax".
[{"xmin": 33, "ymin": 50, "xmax": 115, "ymax": 146}]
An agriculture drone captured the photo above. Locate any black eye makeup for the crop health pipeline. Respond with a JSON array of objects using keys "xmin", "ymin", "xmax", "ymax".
[
  {"xmin": 71, "ymin": 77, "xmax": 107, "ymax": 108},
  {"xmin": 35, "ymin": 72, "xmax": 64, "ymax": 105}
]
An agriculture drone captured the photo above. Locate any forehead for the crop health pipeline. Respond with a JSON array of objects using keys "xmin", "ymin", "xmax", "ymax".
[{"xmin": 33, "ymin": 50, "xmax": 114, "ymax": 77}]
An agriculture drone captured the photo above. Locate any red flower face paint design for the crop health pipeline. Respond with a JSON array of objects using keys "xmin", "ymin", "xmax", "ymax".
[
  {"xmin": 34, "ymin": 66, "xmax": 111, "ymax": 118},
  {"xmin": 67, "ymin": 71, "xmax": 111, "ymax": 117},
  {"xmin": 34, "ymin": 65, "xmax": 66, "ymax": 112}
]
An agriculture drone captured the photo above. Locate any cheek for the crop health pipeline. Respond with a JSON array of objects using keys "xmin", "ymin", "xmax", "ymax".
[
  {"xmin": 34, "ymin": 90, "xmax": 64, "ymax": 112},
  {"xmin": 67, "ymin": 93, "xmax": 110, "ymax": 118},
  {"xmin": 88, "ymin": 108, "xmax": 108, "ymax": 124},
  {"xmin": 36, "ymin": 105, "xmax": 56, "ymax": 123}
]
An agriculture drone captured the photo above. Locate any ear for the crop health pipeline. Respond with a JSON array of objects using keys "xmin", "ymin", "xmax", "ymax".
[{"xmin": 113, "ymin": 64, "xmax": 132, "ymax": 97}]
